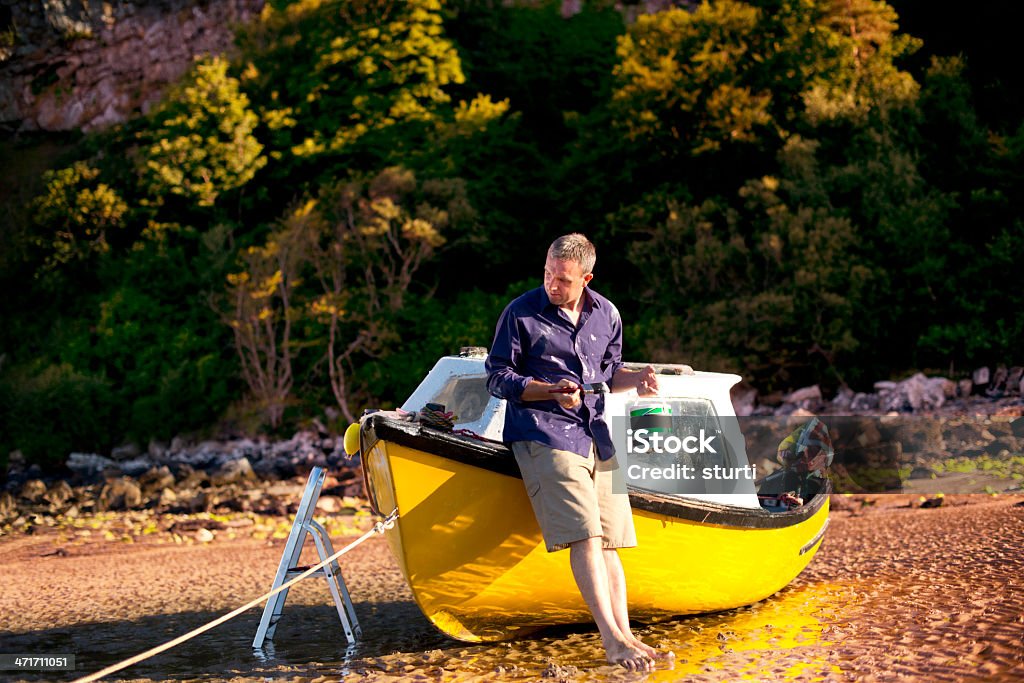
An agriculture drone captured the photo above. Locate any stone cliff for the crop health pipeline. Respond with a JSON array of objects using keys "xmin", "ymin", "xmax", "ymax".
[{"xmin": 1, "ymin": 0, "xmax": 264, "ymax": 132}]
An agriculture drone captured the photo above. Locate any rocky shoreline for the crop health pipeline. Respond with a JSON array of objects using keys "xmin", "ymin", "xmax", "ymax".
[
  {"xmin": 2, "ymin": 367, "xmax": 1023, "ymax": 533},
  {"xmin": 0, "ymin": 426, "xmax": 365, "ymax": 538}
]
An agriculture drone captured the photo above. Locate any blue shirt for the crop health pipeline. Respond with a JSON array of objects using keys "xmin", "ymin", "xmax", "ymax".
[{"xmin": 485, "ymin": 286, "xmax": 624, "ymax": 460}]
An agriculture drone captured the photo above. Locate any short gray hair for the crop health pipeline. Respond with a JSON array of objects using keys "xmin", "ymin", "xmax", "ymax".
[{"xmin": 548, "ymin": 233, "xmax": 596, "ymax": 275}]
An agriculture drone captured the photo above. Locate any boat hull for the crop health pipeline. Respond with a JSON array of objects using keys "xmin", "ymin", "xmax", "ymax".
[{"xmin": 361, "ymin": 415, "xmax": 829, "ymax": 642}]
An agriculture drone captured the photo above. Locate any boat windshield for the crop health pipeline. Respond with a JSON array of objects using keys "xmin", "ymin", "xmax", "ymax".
[
  {"xmin": 426, "ymin": 375, "xmax": 490, "ymax": 424},
  {"xmin": 621, "ymin": 397, "xmax": 746, "ymax": 496}
]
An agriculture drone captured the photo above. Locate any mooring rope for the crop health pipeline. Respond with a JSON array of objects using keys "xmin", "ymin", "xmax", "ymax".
[{"xmin": 71, "ymin": 508, "xmax": 399, "ymax": 683}]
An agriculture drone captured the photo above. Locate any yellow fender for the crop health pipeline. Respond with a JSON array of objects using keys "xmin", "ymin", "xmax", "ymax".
[{"xmin": 343, "ymin": 422, "xmax": 361, "ymax": 457}]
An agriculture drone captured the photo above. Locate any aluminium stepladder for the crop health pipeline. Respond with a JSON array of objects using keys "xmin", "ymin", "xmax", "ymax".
[{"xmin": 252, "ymin": 466, "xmax": 361, "ymax": 648}]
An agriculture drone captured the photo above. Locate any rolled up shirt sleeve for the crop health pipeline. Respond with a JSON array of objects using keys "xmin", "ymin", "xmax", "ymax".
[{"xmin": 486, "ymin": 304, "xmax": 532, "ymax": 402}]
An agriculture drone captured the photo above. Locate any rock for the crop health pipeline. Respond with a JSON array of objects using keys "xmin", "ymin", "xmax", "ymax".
[
  {"xmin": 985, "ymin": 439, "xmax": 1015, "ymax": 456},
  {"xmin": 784, "ymin": 385, "xmax": 822, "ymax": 405},
  {"xmin": 973, "ymin": 367, "xmax": 990, "ymax": 386},
  {"xmin": 316, "ymin": 495, "xmax": 342, "ymax": 514},
  {"xmin": 831, "ymin": 386, "xmax": 856, "ymax": 411},
  {"xmin": 97, "ymin": 477, "xmax": 143, "ymax": 511},
  {"xmin": 876, "ymin": 373, "xmax": 949, "ymax": 412},
  {"xmin": 854, "ymin": 421, "xmax": 884, "ymax": 447},
  {"xmin": 271, "ymin": 456, "xmax": 297, "ymax": 479},
  {"xmin": 0, "ymin": 491, "xmax": 16, "ymax": 519},
  {"xmin": 147, "ymin": 439, "xmax": 168, "ymax": 459},
  {"xmin": 210, "ymin": 457, "xmax": 255, "ymax": 486},
  {"xmin": 228, "ymin": 438, "xmax": 260, "ymax": 460},
  {"xmin": 111, "ymin": 442, "xmax": 142, "ymax": 460},
  {"xmin": 157, "ymin": 487, "xmax": 178, "ymax": 506},
  {"xmin": 66, "ymin": 453, "xmax": 116, "ymax": 480},
  {"xmin": 850, "ymin": 393, "xmax": 878, "ymax": 411},
  {"xmin": 19, "ymin": 479, "xmax": 47, "ymax": 503},
  {"xmin": 118, "ymin": 456, "xmax": 155, "ymax": 478},
  {"xmin": 904, "ymin": 373, "xmax": 950, "ymax": 411},
  {"xmin": 1012, "ymin": 419, "xmax": 1024, "ymax": 439},
  {"xmin": 43, "ymin": 481, "xmax": 74, "ymax": 508},
  {"xmin": 139, "ymin": 466, "xmax": 175, "ymax": 493},
  {"xmin": 957, "ymin": 379, "xmax": 973, "ymax": 398},
  {"xmin": 1006, "ymin": 367, "xmax": 1024, "ymax": 395},
  {"xmin": 185, "ymin": 490, "xmax": 210, "ymax": 513},
  {"xmin": 990, "ymin": 365, "xmax": 1009, "ymax": 393},
  {"xmin": 101, "ymin": 464, "xmax": 124, "ymax": 480},
  {"xmin": 174, "ymin": 464, "xmax": 208, "ymax": 489},
  {"xmin": 195, "ymin": 528, "xmax": 215, "ymax": 543}
]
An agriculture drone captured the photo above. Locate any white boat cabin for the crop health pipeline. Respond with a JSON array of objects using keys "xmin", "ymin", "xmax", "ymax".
[{"xmin": 401, "ymin": 349, "xmax": 761, "ymax": 509}]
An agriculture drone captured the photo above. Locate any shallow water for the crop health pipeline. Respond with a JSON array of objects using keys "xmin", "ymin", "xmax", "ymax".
[{"xmin": 106, "ymin": 581, "xmax": 852, "ymax": 682}]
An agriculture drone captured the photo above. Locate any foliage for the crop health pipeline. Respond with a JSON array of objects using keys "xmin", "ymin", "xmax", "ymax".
[
  {"xmin": 222, "ymin": 209, "xmax": 310, "ymax": 428},
  {"xmin": 141, "ymin": 57, "xmax": 266, "ymax": 208},
  {"xmin": 239, "ymin": 0, "xmax": 465, "ymax": 164},
  {"xmin": 625, "ymin": 137, "xmax": 870, "ymax": 387},
  {"xmin": 0, "ymin": 362, "xmax": 116, "ymax": 469},
  {"xmin": 3, "ymin": 0, "xmax": 1023, "ymax": 467},
  {"xmin": 31, "ymin": 161, "xmax": 128, "ymax": 272}
]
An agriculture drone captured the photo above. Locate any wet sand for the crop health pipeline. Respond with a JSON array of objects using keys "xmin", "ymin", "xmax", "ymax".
[{"xmin": 1, "ymin": 494, "xmax": 1023, "ymax": 682}]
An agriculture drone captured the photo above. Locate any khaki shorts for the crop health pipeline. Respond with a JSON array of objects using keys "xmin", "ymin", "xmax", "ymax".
[{"xmin": 511, "ymin": 441, "xmax": 637, "ymax": 552}]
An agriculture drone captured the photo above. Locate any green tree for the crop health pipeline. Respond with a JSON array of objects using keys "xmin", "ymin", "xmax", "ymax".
[
  {"xmin": 309, "ymin": 166, "xmax": 470, "ymax": 420},
  {"xmin": 222, "ymin": 209, "xmax": 311, "ymax": 428},
  {"xmin": 141, "ymin": 57, "xmax": 266, "ymax": 208},
  {"xmin": 626, "ymin": 137, "xmax": 870, "ymax": 387},
  {"xmin": 31, "ymin": 161, "xmax": 128, "ymax": 272}
]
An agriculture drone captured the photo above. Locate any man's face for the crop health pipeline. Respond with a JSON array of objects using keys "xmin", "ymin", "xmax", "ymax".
[{"xmin": 543, "ymin": 255, "xmax": 592, "ymax": 307}]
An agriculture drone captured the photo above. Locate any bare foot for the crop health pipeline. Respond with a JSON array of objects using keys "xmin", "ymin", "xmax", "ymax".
[
  {"xmin": 604, "ymin": 638, "xmax": 654, "ymax": 672},
  {"xmin": 628, "ymin": 634, "xmax": 675, "ymax": 661}
]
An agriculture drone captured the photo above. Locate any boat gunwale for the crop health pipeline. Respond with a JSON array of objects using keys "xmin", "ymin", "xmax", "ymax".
[{"xmin": 362, "ymin": 414, "xmax": 829, "ymax": 530}]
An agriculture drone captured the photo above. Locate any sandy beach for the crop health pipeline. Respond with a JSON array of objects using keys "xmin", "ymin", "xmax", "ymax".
[{"xmin": 1, "ymin": 493, "xmax": 1022, "ymax": 682}]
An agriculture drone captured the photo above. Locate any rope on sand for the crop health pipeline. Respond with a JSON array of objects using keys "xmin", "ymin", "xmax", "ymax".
[{"xmin": 71, "ymin": 509, "xmax": 399, "ymax": 683}]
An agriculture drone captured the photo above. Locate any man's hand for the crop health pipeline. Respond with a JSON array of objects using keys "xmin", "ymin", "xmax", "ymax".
[
  {"xmin": 610, "ymin": 365, "xmax": 660, "ymax": 395},
  {"xmin": 636, "ymin": 365, "xmax": 659, "ymax": 396},
  {"xmin": 552, "ymin": 378, "xmax": 582, "ymax": 409}
]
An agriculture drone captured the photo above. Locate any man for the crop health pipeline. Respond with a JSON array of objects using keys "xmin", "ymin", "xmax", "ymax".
[{"xmin": 485, "ymin": 233, "xmax": 671, "ymax": 671}]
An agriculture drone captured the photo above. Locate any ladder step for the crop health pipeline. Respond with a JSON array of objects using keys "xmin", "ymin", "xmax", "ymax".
[{"xmin": 286, "ymin": 566, "xmax": 328, "ymax": 577}]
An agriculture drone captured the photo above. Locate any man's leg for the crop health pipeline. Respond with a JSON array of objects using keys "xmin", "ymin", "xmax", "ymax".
[
  {"xmin": 594, "ymin": 453, "xmax": 673, "ymax": 661},
  {"xmin": 602, "ymin": 547, "xmax": 673, "ymax": 660},
  {"xmin": 569, "ymin": 536, "xmax": 653, "ymax": 671}
]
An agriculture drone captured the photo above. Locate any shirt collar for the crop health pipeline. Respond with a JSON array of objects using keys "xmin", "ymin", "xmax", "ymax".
[{"xmin": 536, "ymin": 286, "xmax": 598, "ymax": 316}]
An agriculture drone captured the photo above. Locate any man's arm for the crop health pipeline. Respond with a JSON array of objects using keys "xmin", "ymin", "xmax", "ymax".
[
  {"xmin": 485, "ymin": 304, "xmax": 532, "ymax": 402},
  {"xmin": 486, "ymin": 304, "xmax": 582, "ymax": 410},
  {"xmin": 611, "ymin": 365, "xmax": 659, "ymax": 396}
]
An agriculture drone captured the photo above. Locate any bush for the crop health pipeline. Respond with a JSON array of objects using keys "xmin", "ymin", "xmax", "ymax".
[{"xmin": 0, "ymin": 363, "xmax": 117, "ymax": 470}]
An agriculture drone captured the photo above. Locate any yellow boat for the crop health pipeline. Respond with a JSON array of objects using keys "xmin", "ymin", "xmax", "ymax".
[{"xmin": 357, "ymin": 350, "xmax": 830, "ymax": 642}]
